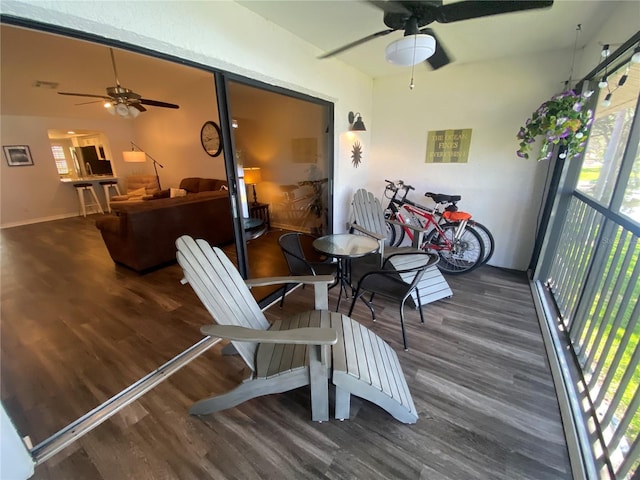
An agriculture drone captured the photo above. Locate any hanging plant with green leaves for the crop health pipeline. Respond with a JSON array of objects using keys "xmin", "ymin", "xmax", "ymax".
[{"xmin": 517, "ymin": 90, "xmax": 594, "ymax": 161}]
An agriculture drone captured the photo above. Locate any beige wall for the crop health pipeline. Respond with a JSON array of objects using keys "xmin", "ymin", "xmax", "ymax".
[{"xmin": 0, "ymin": 115, "xmax": 134, "ymax": 226}]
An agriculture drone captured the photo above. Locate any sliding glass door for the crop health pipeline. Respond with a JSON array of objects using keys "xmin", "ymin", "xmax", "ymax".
[{"xmin": 220, "ymin": 76, "xmax": 333, "ymax": 295}]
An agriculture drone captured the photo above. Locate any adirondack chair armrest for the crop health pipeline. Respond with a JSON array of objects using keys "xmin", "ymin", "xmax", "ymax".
[
  {"xmin": 349, "ymin": 223, "xmax": 386, "ymax": 241},
  {"xmin": 201, "ymin": 324, "xmax": 338, "ymax": 345},
  {"xmin": 386, "ymin": 218, "xmax": 427, "ymax": 249},
  {"xmin": 245, "ymin": 275, "xmax": 334, "ymax": 288},
  {"xmin": 246, "ymin": 275, "xmax": 334, "ymax": 310},
  {"xmin": 386, "ymin": 218, "xmax": 428, "ymax": 234}
]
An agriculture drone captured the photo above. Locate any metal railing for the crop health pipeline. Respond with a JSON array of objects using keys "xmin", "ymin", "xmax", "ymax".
[{"xmin": 546, "ymin": 195, "xmax": 639, "ymax": 479}]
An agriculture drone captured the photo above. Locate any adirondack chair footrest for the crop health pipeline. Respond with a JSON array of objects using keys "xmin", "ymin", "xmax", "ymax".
[{"xmin": 330, "ymin": 315, "xmax": 418, "ymax": 424}]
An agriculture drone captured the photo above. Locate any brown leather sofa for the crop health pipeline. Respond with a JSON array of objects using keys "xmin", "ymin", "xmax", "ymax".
[{"xmin": 96, "ymin": 190, "xmax": 234, "ymax": 272}]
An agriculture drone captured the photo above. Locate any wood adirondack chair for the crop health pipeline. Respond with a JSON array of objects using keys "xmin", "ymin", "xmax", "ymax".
[
  {"xmin": 176, "ymin": 235, "xmax": 418, "ymax": 424},
  {"xmin": 350, "ymin": 188, "xmax": 453, "ymax": 307}
]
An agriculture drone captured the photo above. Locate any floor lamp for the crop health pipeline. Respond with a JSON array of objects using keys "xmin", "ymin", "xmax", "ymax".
[{"xmin": 122, "ymin": 141, "xmax": 164, "ymax": 190}]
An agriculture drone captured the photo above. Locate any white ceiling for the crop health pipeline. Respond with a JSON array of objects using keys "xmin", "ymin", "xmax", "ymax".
[{"xmin": 238, "ymin": 0, "xmax": 619, "ymax": 78}]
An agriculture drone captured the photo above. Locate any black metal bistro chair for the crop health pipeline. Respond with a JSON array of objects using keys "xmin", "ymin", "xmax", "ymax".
[
  {"xmin": 348, "ymin": 251, "xmax": 439, "ymax": 350},
  {"xmin": 278, "ymin": 232, "xmax": 338, "ymax": 307}
]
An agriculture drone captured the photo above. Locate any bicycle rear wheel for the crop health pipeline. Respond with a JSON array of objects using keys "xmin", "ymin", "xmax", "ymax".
[
  {"xmin": 390, "ymin": 222, "xmax": 405, "ymax": 246},
  {"xmin": 425, "ymin": 223, "xmax": 484, "ymax": 274},
  {"xmin": 468, "ymin": 221, "xmax": 495, "ymax": 265},
  {"xmin": 384, "ymin": 222, "xmax": 397, "ymax": 247}
]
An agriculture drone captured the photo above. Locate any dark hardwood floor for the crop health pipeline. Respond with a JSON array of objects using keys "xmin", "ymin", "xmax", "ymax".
[{"xmin": 0, "ymin": 215, "xmax": 571, "ymax": 479}]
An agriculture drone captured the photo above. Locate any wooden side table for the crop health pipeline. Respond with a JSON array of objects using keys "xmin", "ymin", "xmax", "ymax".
[{"xmin": 249, "ymin": 202, "xmax": 270, "ymax": 230}]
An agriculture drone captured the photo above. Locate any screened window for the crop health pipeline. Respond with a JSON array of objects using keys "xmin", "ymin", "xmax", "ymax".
[
  {"xmin": 577, "ymin": 62, "xmax": 640, "ymax": 210},
  {"xmin": 620, "ymin": 135, "xmax": 640, "ymax": 222}
]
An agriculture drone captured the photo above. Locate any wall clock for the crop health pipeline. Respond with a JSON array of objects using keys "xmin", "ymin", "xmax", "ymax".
[{"xmin": 200, "ymin": 121, "xmax": 222, "ymax": 157}]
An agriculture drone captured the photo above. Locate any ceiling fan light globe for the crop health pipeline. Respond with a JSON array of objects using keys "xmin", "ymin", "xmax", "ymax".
[
  {"xmin": 128, "ymin": 105, "xmax": 140, "ymax": 118},
  {"xmin": 105, "ymin": 105, "xmax": 116, "ymax": 115},
  {"xmin": 115, "ymin": 103, "xmax": 130, "ymax": 117},
  {"xmin": 385, "ymin": 34, "xmax": 435, "ymax": 66}
]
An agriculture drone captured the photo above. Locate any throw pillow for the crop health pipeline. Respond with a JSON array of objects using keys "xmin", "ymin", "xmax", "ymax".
[
  {"xmin": 152, "ymin": 189, "xmax": 171, "ymax": 199},
  {"xmin": 170, "ymin": 187, "xmax": 187, "ymax": 198},
  {"xmin": 127, "ymin": 187, "xmax": 147, "ymax": 198}
]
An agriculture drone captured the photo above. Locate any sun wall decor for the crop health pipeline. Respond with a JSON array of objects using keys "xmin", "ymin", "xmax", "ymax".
[{"xmin": 351, "ymin": 141, "xmax": 363, "ymax": 168}]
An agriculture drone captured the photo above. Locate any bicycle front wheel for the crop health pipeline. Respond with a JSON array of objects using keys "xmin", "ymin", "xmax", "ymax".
[{"xmin": 426, "ymin": 223, "xmax": 485, "ymax": 274}]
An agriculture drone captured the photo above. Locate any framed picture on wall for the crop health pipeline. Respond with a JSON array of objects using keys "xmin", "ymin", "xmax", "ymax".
[{"xmin": 3, "ymin": 145, "xmax": 34, "ymax": 166}]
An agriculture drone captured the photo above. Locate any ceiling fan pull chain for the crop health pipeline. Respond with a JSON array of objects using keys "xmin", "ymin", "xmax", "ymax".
[{"xmin": 409, "ymin": 35, "xmax": 417, "ymax": 90}]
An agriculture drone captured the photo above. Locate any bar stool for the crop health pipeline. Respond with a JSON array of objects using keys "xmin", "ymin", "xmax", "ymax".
[
  {"xmin": 74, "ymin": 183, "xmax": 104, "ymax": 217},
  {"xmin": 100, "ymin": 180, "xmax": 121, "ymax": 213}
]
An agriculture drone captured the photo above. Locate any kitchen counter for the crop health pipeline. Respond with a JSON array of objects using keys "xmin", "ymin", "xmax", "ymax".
[{"xmin": 60, "ymin": 176, "xmax": 118, "ymax": 183}]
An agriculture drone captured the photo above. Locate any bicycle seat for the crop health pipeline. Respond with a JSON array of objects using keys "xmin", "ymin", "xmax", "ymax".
[{"xmin": 424, "ymin": 192, "xmax": 462, "ymax": 204}]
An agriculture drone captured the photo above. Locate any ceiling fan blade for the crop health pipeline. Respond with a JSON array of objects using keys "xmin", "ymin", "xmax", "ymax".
[
  {"xmin": 58, "ymin": 92, "xmax": 111, "ymax": 100},
  {"xmin": 139, "ymin": 98, "xmax": 180, "ymax": 109},
  {"xmin": 367, "ymin": 0, "xmax": 412, "ymax": 15},
  {"xmin": 318, "ymin": 29, "xmax": 396, "ymax": 59},
  {"xmin": 131, "ymin": 103, "xmax": 147, "ymax": 112},
  {"xmin": 419, "ymin": 28, "xmax": 451, "ymax": 70},
  {"xmin": 75, "ymin": 100, "xmax": 104, "ymax": 106},
  {"xmin": 436, "ymin": 0, "xmax": 553, "ymax": 23}
]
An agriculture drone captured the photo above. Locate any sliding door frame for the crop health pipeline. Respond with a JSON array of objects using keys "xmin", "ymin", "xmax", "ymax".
[{"xmin": 1, "ymin": 14, "xmax": 335, "ymax": 282}]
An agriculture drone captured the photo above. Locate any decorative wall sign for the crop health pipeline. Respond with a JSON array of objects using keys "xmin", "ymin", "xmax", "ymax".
[
  {"xmin": 426, "ymin": 129, "xmax": 472, "ymax": 163},
  {"xmin": 3, "ymin": 145, "xmax": 34, "ymax": 166},
  {"xmin": 351, "ymin": 141, "xmax": 363, "ymax": 168}
]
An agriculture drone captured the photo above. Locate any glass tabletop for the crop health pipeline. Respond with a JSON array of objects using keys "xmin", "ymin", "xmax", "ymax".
[{"xmin": 312, "ymin": 233, "xmax": 379, "ymax": 258}]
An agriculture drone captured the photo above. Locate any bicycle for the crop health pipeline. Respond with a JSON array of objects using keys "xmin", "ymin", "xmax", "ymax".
[
  {"xmin": 423, "ymin": 192, "xmax": 495, "ymax": 265},
  {"xmin": 383, "ymin": 180, "xmax": 495, "ymax": 266},
  {"xmin": 274, "ymin": 179, "xmax": 328, "ymax": 236},
  {"xmin": 382, "ymin": 180, "xmax": 485, "ymax": 274}
]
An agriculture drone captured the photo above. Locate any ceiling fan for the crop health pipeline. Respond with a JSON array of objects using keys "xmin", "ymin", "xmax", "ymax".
[
  {"xmin": 319, "ymin": 0, "xmax": 554, "ymax": 70},
  {"xmin": 57, "ymin": 48, "xmax": 180, "ymax": 117}
]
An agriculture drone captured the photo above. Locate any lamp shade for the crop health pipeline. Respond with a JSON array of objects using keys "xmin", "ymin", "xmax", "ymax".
[
  {"xmin": 385, "ymin": 34, "xmax": 436, "ymax": 66},
  {"xmin": 243, "ymin": 167, "xmax": 262, "ymax": 185},
  {"xmin": 348, "ymin": 111, "xmax": 366, "ymax": 131},
  {"xmin": 123, "ymin": 151, "xmax": 146, "ymax": 163}
]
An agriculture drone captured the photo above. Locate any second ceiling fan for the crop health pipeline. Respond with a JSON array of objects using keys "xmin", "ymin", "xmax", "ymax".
[
  {"xmin": 58, "ymin": 48, "xmax": 180, "ymax": 117},
  {"xmin": 319, "ymin": 0, "xmax": 554, "ymax": 70}
]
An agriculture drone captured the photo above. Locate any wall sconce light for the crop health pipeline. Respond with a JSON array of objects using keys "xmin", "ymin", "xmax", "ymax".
[{"xmin": 348, "ymin": 111, "xmax": 366, "ymax": 131}]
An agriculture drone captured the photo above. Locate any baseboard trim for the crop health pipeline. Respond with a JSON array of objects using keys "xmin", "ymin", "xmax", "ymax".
[{"xmin": 1, "ymin": 212, "xmax": 79, "ymax": 229}]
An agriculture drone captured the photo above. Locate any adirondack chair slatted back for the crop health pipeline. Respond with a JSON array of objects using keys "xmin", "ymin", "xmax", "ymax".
[
  {"xmin": 176, "ymin": 235, "xmax": 269, "ymax": 371},
  {"xmin": 352, "ymin": 189, "xmax": 388, "ymax": 238}
]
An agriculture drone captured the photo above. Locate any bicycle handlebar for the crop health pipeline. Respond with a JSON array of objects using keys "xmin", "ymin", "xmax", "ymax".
[{"xmin": 384, "ymin": 179, "xmax": 414, "ymax": 191}]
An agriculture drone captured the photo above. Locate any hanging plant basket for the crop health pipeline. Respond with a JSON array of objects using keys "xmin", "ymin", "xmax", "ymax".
[{"xmin": 517, "ymin": 90, "xmax": 594, "ymax": 161}]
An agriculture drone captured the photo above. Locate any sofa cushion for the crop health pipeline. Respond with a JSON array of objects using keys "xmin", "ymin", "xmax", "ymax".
[
  {"xmin": 127, "ymin": 186, "xmax": 147, "ymax": 197},
  {"xmin": 179, "ymin": 177, "xmax": 227, "ymax": 193}
]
